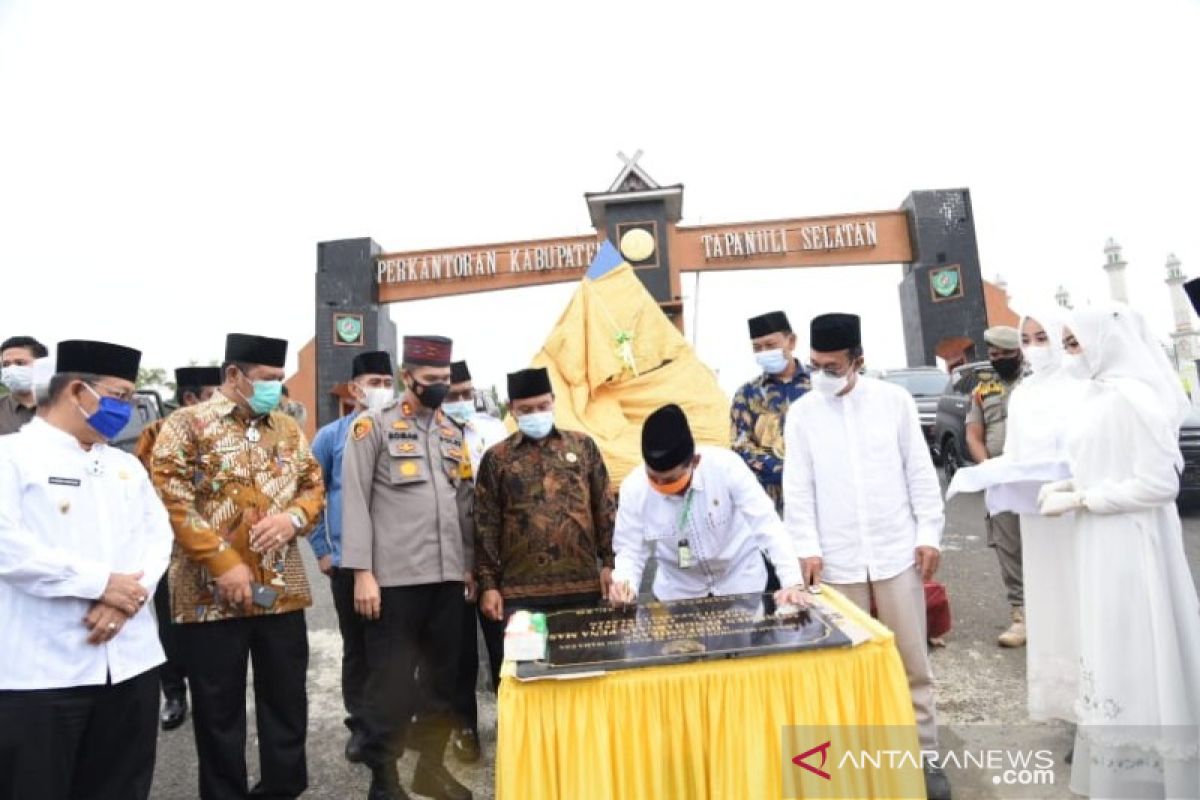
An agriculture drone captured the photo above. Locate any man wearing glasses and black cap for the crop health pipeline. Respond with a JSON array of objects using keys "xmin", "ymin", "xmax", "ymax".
[{"xmin": 0, "ymin": 339, "xmax": 173, "ymax": 800}]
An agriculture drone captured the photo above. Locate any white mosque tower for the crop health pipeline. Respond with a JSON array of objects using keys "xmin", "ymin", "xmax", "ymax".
[
  {"xmin": 1103, "ymin": 237, "xmax": 1129, "ymax": 303},
  {"xmin": 1055, "ymin": 285, "xmax": 1072, "ymax": 309},
  {"xmin": 1166, "ymin": 252, "xmax": 1199, "ymax": 364}
]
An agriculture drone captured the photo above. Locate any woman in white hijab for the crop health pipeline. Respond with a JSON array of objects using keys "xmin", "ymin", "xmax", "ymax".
[
  {"xmin": 1007, "ymin": 307, "xmax": 1088, "ymax": 724},
  {"xmin": 1039, "ymin": 304, "xmax": 1200, "ymax": 799}
]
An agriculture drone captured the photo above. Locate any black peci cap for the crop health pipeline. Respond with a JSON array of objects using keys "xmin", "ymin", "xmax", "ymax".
[
  {"xmin": 507, "ymin": 367, "xmax": 552, "ymax": 401},
  {"xmin": 56, "ymin": 340, "xmax": 141, "ymax": 382},
  {"xmin": 809, "ymin": 313, "xmax": 862, "ymax": 353},
  {"xmin": 641, "ymin": 403, "xmax": 695, "ymax": 472},
  {"xmin": 352, "ymin": 350, "xmax": 393, "ymax": 379},
  {"xmin": 225, "ymin": 333, "xmax": 288, "ymax": 368},
  {"xmin": 748, "ymin": 311, "xmax": 791, "ymax": 339},
  {"xmin": 450, "ymin": 361, "xmax": 471, "ymax": 384}
]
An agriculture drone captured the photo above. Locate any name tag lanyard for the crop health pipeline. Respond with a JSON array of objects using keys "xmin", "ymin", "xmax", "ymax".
[{"xmin": 676, "ymin": 488, "xmax": 696, "ymax": 569}]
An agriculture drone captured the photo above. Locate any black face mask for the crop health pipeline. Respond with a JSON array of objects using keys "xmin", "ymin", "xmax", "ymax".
[
  {"xmin": 411, "ymin": 379, "xmax": 449, "ymax": 409},
  {"xmin": 991, "ymin": 356, "xmax": 1022, "ymax": 381}
]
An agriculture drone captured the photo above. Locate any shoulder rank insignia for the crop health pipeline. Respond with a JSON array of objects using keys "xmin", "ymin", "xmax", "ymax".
[
  {"xmin": 352, "ymin": 416, "xmax": 373, "ymax": 441},
  {"xmin": 975, "ymin": 380, "xmax": 1005, "ymax": 399}
]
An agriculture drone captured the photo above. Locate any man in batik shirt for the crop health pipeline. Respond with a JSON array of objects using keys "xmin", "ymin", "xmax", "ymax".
[
  {"xmin": 730, "ymin": 310, "xmax": 811, "ymax": 515},
  {"xmin": 150, "ymin": 333, "xmax": 324, "ymax": 800},
  {"xmin": 474, "ymin": 367, "xmax": 616, "ymax": 691}
]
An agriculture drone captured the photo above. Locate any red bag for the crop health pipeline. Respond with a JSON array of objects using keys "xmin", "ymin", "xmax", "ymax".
[{"xmin": 868, "ymin": 581, "xmax": 953, "ymax": 639}]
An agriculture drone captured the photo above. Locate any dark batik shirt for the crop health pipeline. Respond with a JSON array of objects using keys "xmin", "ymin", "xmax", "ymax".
[
  {"xmin": 474, "ymin": 428, "xmax": 615, "ymax": 600},
  {"xmin": 730, "ymin": 361, "xmax": 811, "ymax": 513}
]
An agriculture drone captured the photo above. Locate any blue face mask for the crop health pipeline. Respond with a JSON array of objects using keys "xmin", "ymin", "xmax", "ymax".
[
  {"xmin": 79, "ymin": 383, "xmax": 132, "ymax": 440},
  {"xmin": 239, "ymin": 378, "xmax": 282, "ymax": 416},
  {"xmin": 755, "ymin": 348, "xmax": 790, "ymax": 375},
  {"xmin": 517, "ymin": 411, "xmax": 554, "ymax": 440},
  {"xmin": 443, "ymin": 400, "xmax": 475, "ymax": 425}
]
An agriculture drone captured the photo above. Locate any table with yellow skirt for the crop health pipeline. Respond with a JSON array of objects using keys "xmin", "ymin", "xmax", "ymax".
[{"xmin": 495, "ymin": 587, "xmax": 925, "ymax": 800}]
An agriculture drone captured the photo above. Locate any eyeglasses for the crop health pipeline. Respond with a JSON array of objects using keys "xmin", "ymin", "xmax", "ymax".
[
  {"xmin": 806, "ymin": 363, "xmax": 853, "ymax": 379},
  {"xmin": 91, "ymin": 383, "xmax": 136, "ymax": 403}
]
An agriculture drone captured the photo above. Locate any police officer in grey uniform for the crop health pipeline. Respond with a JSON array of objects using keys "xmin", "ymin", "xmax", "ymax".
[
  {"xmin": 966, "ymin": 325, "xmax": 1027, "ymax": 648},
  {"xmin": 341, "ymin": 335, "xmax": 474, "ymax": 800}
]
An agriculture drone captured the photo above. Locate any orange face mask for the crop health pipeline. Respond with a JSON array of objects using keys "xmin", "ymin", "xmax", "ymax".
[{"xmin": 651, "ymin": 470, "xmax": 691, "ymax": 496}]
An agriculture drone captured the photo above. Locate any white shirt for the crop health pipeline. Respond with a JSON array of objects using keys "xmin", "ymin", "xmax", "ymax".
[
  {"xmin": 0, "ymin": 418, "xmax": 173, "ymax": 689},
  {"xmin": 613, "ymin": 446, "xmax": 803, "ymax": 600},
  {"xmin": 461, "ymin": 413, "xmax": 509, "ymax": 477},
  {"xmin": 783, "ymin": 376, "xmax": 944, "ymax": 584}
]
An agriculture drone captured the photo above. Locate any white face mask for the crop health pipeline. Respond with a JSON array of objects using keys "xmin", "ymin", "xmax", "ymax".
[
  {"xmin": 361, "ymin": 386, "xmax": 395, "ymax": 413},
  {"xmin": 1061, "ymin": 353, "xmax": 1093, "ymax": 380},
  {"xmin": 754, "ymin": 348, "xmax": 789, "ymax": 375},
  {"xmin": 811, "ymin": 370, "xmax": 851, "ymax": 397},
  {"xmin": 1, "ymin": 365, "xmax": 33, "ymax": 393},
  {"xmin": 1022, "ymin": 346, "xmax": 1056, "ymax": 374}
]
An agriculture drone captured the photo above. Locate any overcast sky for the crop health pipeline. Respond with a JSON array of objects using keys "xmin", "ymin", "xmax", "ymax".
[{"xmin": 1, "ymin": 0, "xmax": 1197, "ymax": 397}]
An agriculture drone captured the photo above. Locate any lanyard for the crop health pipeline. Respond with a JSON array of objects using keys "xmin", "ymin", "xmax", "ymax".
[{"xmin": 676, "ymin": 488, "xmax": 696, "ymax": 568}]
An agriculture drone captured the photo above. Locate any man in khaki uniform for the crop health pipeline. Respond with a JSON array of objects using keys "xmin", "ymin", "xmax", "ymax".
[
  {"xmin": 341, "ymin": 335, "xmax": 473, "ymax": 800},
  {"xmin": 966, "ymin": 325, "xmax": 1027, "ymax": 648}
]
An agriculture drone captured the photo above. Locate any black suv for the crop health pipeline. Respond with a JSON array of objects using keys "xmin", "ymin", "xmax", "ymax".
[
  {"xmin": 877, "ymin": 367, "xmax": 949, "ymax": 461},
  {"xmin": 931, "ymin": 361, "xmax": 989, "ymax": 480}
]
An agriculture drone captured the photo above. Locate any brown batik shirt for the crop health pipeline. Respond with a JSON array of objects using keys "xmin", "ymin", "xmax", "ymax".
[
  {"xmin": 149, "ymin": 393, "xmax": 324, "ymax": 623},
  {"xmin": 474, "ymin": 428, "xmax": 615, "ymax": 600}
]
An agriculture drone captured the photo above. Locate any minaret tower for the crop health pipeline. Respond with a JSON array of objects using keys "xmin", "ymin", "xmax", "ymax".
[
  {"xmin": 1055, "ymin": 285, "xmax": 1072, "ymax": 310},
  {"xmin": 1103, "ymin": 237, "xmax": 1129, "ymax": 304},
  {"xmin": 1166, "ymin": 253, "xmax": 1198, "ymax": 363}
]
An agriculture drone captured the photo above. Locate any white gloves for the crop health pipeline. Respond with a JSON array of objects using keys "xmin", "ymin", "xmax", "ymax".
[
  {"xmin": 1039, "ymin": 490, "xmax": 1085, "ymax": 517},
  {"xmin": 1037, "ymin": 479, "xmax": 1076, "ymax": 506}
]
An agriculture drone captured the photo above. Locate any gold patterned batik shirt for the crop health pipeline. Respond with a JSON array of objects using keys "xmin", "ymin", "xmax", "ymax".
[
  {"xmin": 730, "ymin": 363, "xmax": 811, "ymax": 513},
  {"xmin": 149, "ymin": 393, "xmax": 325, "ymax": 623}
]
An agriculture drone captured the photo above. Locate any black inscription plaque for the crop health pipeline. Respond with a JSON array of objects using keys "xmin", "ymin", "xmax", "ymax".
[{"xmin": 515, "ymin": 592, "xmax": 851, "ymax": 679}]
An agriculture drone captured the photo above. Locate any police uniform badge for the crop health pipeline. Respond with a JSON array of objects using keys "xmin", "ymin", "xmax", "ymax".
[{"xmin": 352, "ymin": 416, "xmax": 373, "ymax": 441}]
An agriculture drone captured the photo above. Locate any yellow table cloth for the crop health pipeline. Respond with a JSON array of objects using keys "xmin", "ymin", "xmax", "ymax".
[{"xmin": 496, "ymin": 588, "xmax": 925, "ymax": 800}]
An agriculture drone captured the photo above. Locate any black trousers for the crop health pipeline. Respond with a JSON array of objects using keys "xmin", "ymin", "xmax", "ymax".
[
  {"xmin": 176, "ymin": 612, "xmax": 309, "ymax": 800},
  {"xmin": 153, "ymin": 576, "xmax": 187, "ymax": 702},
  {"xmin": 479, "ymin": 592, "xmax": 596, "ymax": 692},
  {"xmin": 361, "ymin": 582, "xmax": 463, "ymax": 768},
  {"xmin": 0, "ymin": 668, "xmax": 159, "ymax": 800},
  {"xmin": 328, "ymin": 568, "xmax": 368, "ymax": 734},
  {"xmin": 451, "ymin": 595, "xmax": 480, "ymax": 731}
]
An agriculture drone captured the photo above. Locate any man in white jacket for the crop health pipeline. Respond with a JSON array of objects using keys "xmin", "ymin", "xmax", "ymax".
[
  {"xmin": 783, "ymin": 313, "xmax": 949, "ymax": 800},
  {"xmin": 609, "ymin": 403, "xmax": 807, "ymax": 607},
  {"xmin": 0, "ymin": 340, "xmax": 174, "ymax": 800}
]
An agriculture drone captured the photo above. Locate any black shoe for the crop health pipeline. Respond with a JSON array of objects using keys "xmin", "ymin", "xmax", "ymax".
[
  {"xmin": 412, "ymin": 761, "xmax": 471, "ymax": 800},
  {"xmin": 924, "ymin": 764, "xmax": 952, "ymax": 800},
  {"xmin": 449, "ymin": 728, "xmax": 481, "ymax": 764},
  {"xmin": 368, "ymin": 764, "xmax": 410, "ymax": 800},
  {"xmin": 160, "ymin": 696, "xmax": 188, "ymax": 731},
  {"xmin": 345, "ymin": 729, "xmax": 368, "ymax": 764}
]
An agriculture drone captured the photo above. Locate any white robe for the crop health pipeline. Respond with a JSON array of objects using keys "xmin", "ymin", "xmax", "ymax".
[
  {"xmin": 1006, "ymin": 308, "xmax": 1090, "ymax": 724},
  {"xmin": 1063, "ymin": 307, "xmax": 1200, "ymax": 799}
]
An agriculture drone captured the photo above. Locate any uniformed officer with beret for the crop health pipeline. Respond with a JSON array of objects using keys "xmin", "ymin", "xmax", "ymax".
[
  {"xmin": 966, "ymin": 325, "xmax": 1028, "ymax": 648},
  {"xmin": 342, "ymin": 335, "xmax": 473, "ymax": 800}
]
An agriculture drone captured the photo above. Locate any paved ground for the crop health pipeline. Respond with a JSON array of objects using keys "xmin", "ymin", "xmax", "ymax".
[{"xmin": 151, "ymin": 493, "xmax": 1200, "ymax": 799}]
